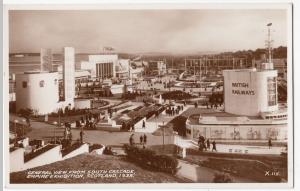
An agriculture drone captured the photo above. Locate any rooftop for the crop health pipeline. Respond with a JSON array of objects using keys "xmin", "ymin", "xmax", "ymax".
[
  {"xmin": 187, "ymin": 110, "xmax": 287, "ymax": 126},
  {"xmin": 223, "ymin": 68, "xmax": 277, "ymax": 73},
  {"xmin": 23, "ymin": 71, "xmax": 57, "ymax": 74}
]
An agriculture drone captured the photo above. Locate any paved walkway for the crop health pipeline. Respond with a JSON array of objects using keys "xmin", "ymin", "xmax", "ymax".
[
  {"xmin": 26, "ymin": 120, "xmax": 174, "ymax": 146},
  {"xmin": 134, "ymin": 105, "xmax": 192, "ymax": 133}
]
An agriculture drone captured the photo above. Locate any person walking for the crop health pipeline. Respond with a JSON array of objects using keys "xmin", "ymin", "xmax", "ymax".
[
  {"xmin": 212, "ymin": 140, "xmax": 217, "ymax": 152},
  {"xmin": 129, "ymin": 134, "xmax": 135, "ymax": 146},
  {"xmin": 206, "ymin": 138, "xmax": 210, "ymax": 149},
  {"xmin": 140, "ymin": 135, "xmax": 143, "ymax": 145},
  {"xmin": 268, "ymin": 138, "xmax": 272, "ymax": 149},
  {"xmin": 79, "ymin": 129, "xmax": 84, "ymax": 144},
  {"xmin": 142, "ymin": 120, "xmax": 146, "ymax": 129},
  {"xmin": 143, "ymin": 134, "xmax": 147, "ymax": 145},
  {"xmin": 203, "ymin": 138, "xmax": 207, "ymax": 151}
]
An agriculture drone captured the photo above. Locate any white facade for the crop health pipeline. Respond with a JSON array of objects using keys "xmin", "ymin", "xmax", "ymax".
[
  {"xmin": 116, "ymin": 59, "xmax": 130, "ymax": 73},
  {"xmin": 157, "ymin": 61, "xmax": 167, "ymax": 75},
  {"xmin": 223, "ymin": 68, "xmax": 278, "ymax": 116},
  {"xmin": 81, "ymin": 54, "xmax": 118, "ymax": 78},
  {"xmin": 187, "ymin": 121, "xmax": 287, "ymax": 141},
  {"xmin": 15, "ymin": 71, "xmax": 59, "ymax": 115},
  {"xmin": 115, "ymin": 59, "xmax": 130, "ymax": 79},
  {"xmin": 63, "ymin": 47, "xmax": 75, "ymax": 107}
]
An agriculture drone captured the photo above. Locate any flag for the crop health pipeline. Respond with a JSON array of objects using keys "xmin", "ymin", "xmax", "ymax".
[{"xmin": 267, "ymin": 23, "xmax": 272, "ymax": 26}]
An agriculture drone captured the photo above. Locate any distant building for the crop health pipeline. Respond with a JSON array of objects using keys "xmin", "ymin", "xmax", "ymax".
[
  {"xmin": 81, "ymin": 54, "xmax": 118, "ymax": 79},
  {"xmin": 184, "ymin": 56, "xmax": 250, "ymax": 76},
  {"xmin": 115, "ymin": 59, "xmax": 130, "ymax": 79},
  {"xmin": 15, "ymin": 71, "xmax": 59, "ymax": 114},
  {"xmin": 148, "ymin": 60, "xmax": 167, "ymax": 75}
]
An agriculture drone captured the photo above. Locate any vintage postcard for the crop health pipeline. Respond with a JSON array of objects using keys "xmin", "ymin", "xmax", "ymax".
[{"xmin": 3, "ymin": 2, "xmax": 293, "ymax": 189}]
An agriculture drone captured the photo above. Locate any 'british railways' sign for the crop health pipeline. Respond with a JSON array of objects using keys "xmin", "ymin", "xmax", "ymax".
[{"xmin": 231, "ymin": 82, "xmax": 255, "ymax": 95}]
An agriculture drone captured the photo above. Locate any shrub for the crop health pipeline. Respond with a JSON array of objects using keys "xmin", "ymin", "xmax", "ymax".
[
  {"xmin": 161, "ymin": 90, "xmax": 193, "ymax": 100},
  {"xmin": 213, "ymin": 172, "xmax": 233, "ymax": 183},
  {"xmin": 89, "ymin": 144, "xmax": 104, "ymax": 152},
  {"xmin": 123, "ymin": 144, "xmax": 178, "ymax": 174},
  {"xmin": 170, "ymin": 116, "xmax": 187, "ymax": 137}
]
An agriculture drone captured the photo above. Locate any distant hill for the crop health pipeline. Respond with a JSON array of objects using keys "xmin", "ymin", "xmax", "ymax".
[{"xmin": 9, "ymin": 46, "xmax": 287, "ymax": 60}]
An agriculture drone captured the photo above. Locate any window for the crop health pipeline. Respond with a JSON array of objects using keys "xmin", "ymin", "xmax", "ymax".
[
  {"xmin": 22, "ymin": 81, "xmax": 27, "ymax": 88},
  {"xmin": 39, "ymin": 80, "xmax": 45, "ymax": 87},
  {"xmin": 267, "ymin": 77, "xmax": 277, "ymax": 106}
]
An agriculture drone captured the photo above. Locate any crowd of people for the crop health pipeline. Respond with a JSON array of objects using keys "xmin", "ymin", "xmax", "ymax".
[
  {"xmin": 74, "ymin": 113, "xmax": 99, "ymax": 129},
  {"xmin": 129, "ymin": 133, "xmax": 148, "ymax": 148},
  {"xmin": 165, "ymin": 105, "xmax": 184, "ymax": 116},
  {"xmin": 198, "ymin": 135, "xmax": 217, "ymax": 152}
]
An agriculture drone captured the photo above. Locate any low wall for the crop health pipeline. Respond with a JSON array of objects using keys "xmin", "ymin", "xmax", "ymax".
[
  {"xmin": 186, "ymin": 123, "xmax": 288, "ymax": 141},
  {"xmin": 24, "ymin": 145, "xmax": 62, "ymax": 170},
  {"xmin": 10, "ymin": 148, "xmax": 25, "ymax": 173},
  {"xmin": 63, "ymin": 143, "xmax": 89, "ymax": 160},
  {"xmin": 10, "ymin": 143, "xmax": 91, "ymax": 173},
  {"xmin": 96, "ymin": 125, "xmax": 121, "ymax": 132},
  {"xmin": 90, "ymin": 146, "xmax": 106, "ymax": 155}
]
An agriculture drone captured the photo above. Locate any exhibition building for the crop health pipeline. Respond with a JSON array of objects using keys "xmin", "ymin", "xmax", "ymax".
[{"xmin": 186, "ymin": 62, "xmax": 288, "ymax": 141}]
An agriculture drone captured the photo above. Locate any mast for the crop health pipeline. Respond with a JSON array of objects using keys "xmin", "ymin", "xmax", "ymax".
[{"xmin": 266, "ymin": 23, "xmax": 273, "ymax": 64}]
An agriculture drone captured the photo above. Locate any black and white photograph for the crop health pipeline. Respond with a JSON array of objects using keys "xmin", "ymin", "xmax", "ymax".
[{"xmin": 3, "ymin": 2, "xmax": 294, "ymax": 188}]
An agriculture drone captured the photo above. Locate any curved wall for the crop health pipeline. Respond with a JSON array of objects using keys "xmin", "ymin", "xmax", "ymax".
[
  {"xmin": 223, "ymin": 69, "xmax": 278, "ymax": 116},
  {"xmin": 16, "ymin": 72, "xmax": 59, "ymax": 115}
]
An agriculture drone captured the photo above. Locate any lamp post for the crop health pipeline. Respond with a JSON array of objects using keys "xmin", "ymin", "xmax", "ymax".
[
  {"xmin": 53, "ymin": 121, "xmax": 57, "ymax": 144},
  {"xmin": 159, "ymin": 121, "xmax": 166, "ymax": 153}
]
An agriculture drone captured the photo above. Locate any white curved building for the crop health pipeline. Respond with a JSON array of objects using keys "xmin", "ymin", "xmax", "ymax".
[
  {"xmin": 15, "ymin": 71, "xmax": 59, "ymax": 115},
  {"xmin": 223, "ymin": 68, "xmax": 278, "ymax": 116}
]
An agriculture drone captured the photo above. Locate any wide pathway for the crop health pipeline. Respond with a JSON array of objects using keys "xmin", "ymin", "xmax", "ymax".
[{"xmin": 26, "ymin": 120, "xmax": 174, "ymax": 146}]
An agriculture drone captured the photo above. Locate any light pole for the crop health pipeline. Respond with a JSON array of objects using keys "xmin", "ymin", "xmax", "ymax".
[
  {"xmin": 53, "ymin": 121, "xmax": 57, "ymax": 144},
  {"xmin": 159, "ymin": 121, "xmax": 165, "ymax": 153}
]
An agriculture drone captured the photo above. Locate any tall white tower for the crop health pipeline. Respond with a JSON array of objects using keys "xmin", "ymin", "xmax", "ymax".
[{"xmin": 63, "ymin": 47, "xmax": 75, "ymax": 107}]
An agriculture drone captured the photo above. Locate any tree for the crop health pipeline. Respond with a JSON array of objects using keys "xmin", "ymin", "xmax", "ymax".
[
  {"xmin": 19, "ymin": 108, "xmax": 33, "ymax": 119},
  {"xmin": 172, "ymin": 116, "xmax": 187, "ymax": 137}
]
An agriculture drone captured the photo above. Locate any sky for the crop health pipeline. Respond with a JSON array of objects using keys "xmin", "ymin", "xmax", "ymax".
[{"xmin": 9, "ymin": 9, "xmax": 287, "ymax": 54}]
